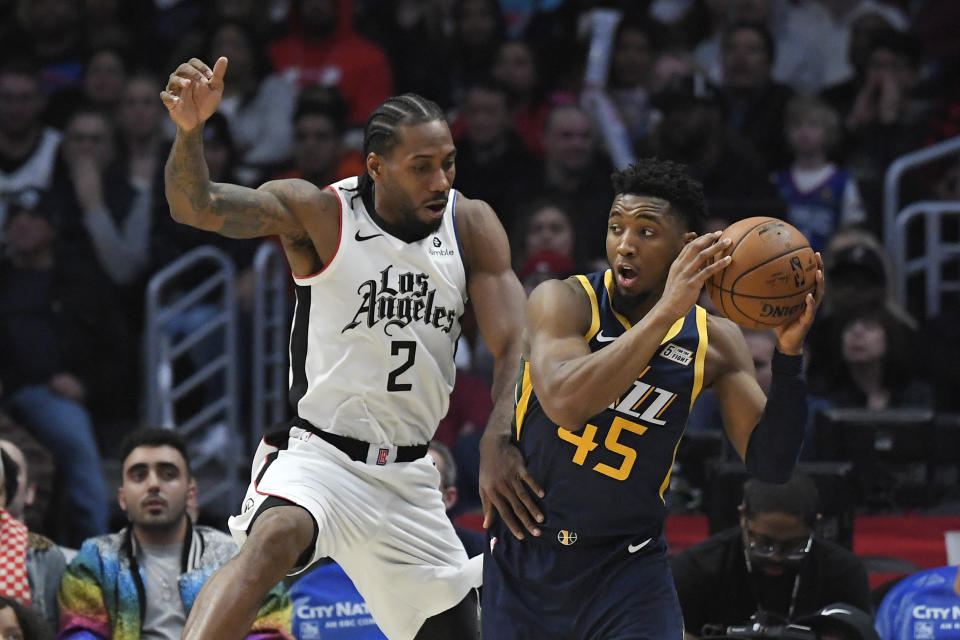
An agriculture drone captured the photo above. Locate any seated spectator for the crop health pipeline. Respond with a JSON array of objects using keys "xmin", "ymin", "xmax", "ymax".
[
  {"xmin": 719, "ymin": 21, "xmax": 794, "ymax": 173},
  {"xmin": 268, "ymin": 0, "xmax": 394, "ymax": 128},
  {"xmin": 427, "ymin": 442, "xmax": 485, "ymax": 557},
  {"xmin": 511, "ymin": 197, "xmax": 584, "ymax": 286},
  {"xmin": 0, "ymin": 200, "xmax": 126, "ymax": 546},
  {"xmin": 651, "ymin": 72, "xmax": 785, "ymax": 226},
  {"xmin": 274, "ymin": 86, "xmax": 364, "ymax": 189},
  {"xmin": 57, "ymin": 428, "xmax": 291, "ymax": 640},
  {"xmin": 44, "ymin": 45, "xmax": 130, "ymax": 129},
  {"xmin": 773, "ymin": 96, "xmax": 866, "ymax": 254},
  {"xmin": 450, "ymin": 80, "xmax": 538, "ymax": 231},
  {"xmin": 527, "ymin": 104, "xmax": 614, "ymax": 263},
  {"xmin": 0, "ymin": 594, "xmax": 53, "ymax": 640},
  {"xmin": 600, "ymin": 16, "xmax": 659, "ymax": 159},
  {"xmin": 0, "ymin": 423, "xmax": 54, "ymax": 537},
  {"xmin": 0, "ymin": 448, "xmax": 66, "ymax": 629},
  {"xmin": 671, "ymin": 473, "xmax": 871, "ymax": 638},
  {"xmin": 824, "ymin": 306, "xmax": 933, "ymax": 411},
  {"xmin": 876, "ymin": 566, "xmax": 960, "ymax": 639},
  {"xmin": 0, "ymin": 59, "xmax": 61, "ymax": 239},
  {"xmin": 491, "ymin": 39, "xmax": 550, "ymax": 157}
]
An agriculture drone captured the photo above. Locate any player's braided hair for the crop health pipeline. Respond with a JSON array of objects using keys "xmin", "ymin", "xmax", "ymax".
[
  {"xmin": 357, "ymin": 94, "xmax": 446, "ymax": 199},
  {"xmin": 611, "ymin": 158, "xmax": 707, "ymax": 233}
]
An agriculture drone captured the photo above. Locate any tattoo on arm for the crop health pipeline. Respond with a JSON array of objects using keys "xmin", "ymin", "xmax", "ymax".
[{"xmin": 165, "ymin": 128, "xmax": 211, "ymax": 212}]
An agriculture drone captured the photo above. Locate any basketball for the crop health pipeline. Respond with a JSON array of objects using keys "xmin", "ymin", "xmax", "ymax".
[{"xmin": 706, "ymin": 217, "xmax": 817, "ymax": 328}]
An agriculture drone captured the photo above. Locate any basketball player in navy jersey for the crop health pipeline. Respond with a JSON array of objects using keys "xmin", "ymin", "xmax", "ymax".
[
  {"xmin": 480, "ymin": 158, "xmax": 825, "ymax": 639},
  {"xmin": 161, "ymin": 57, "xmax": 527, "ymax": 640}
]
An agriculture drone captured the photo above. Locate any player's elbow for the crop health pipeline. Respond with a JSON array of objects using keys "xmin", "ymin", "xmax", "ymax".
[{"xmin": 539, "ymin": 395, "xmax": 588, "ymax": 432}]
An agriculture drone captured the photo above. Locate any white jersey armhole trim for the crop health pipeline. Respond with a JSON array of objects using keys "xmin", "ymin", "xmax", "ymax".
[
  {"xmin": 450, "ymin": 190, "xmax": 470, "ymax": 303},
  {"xmin": 292, "ymin": 184, "xmax": 344, "ymax": 285}
]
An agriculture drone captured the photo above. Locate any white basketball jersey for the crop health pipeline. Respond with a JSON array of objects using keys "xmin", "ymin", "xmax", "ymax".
[{"xmin": 289, "ymin": 176, "xmax": 468, "ymax": 446}]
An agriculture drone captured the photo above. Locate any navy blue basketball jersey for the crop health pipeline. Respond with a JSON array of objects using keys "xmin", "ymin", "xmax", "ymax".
[{"xmin": 514, "ymin": 270, "xmax": 708, "ymax": 539}]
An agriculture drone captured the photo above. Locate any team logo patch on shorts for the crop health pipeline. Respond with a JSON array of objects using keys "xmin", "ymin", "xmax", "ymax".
[
  {"xmin": 376, "ymin": 448, "xmax": 389, "ymax": 465},
  {"xmin": 557, "ymin": 530, "xmax": 578, "ymax": 546}
]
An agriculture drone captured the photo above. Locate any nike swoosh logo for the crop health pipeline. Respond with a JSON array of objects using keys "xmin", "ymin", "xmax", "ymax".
[
  {"xmin": 595, "ymin": 331, "xmax": 617, "ymax": 343},
  {"xmin": 355, "ymin": 230, "xmax": 383, "ymax": 241},
  {"xmin": 627, "ymin": 538, "xmax": 652, "ymax": 554}
]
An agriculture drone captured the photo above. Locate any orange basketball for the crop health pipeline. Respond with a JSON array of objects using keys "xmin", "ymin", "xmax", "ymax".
[{"xmin": 706, "ymin": 217, "xmax": 817, "ymax": 328}]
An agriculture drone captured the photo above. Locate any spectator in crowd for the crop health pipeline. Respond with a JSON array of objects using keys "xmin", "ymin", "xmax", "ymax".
[
  {"xmin": 719, "ymin": 21, "xmax": 794, "ymax": 173},
  {"xmin": 117, "ymin": 72, "xmax": 170, "ymax": 199},
  {"xmin": 0, "ymin": 59, "xmax": 61, "ymax": 238},
  {"xmin": 427, "ymin": 441, "xmax": 485, "ymax": 558},
  {"xmin": 492, "ymin": 39, "xmax": 550, "ymax": 157},
  {"xmin": 876, "ymin": 566, "xmax": 960, "ymax": 640},
  {"xmin": 450, "ymin": 0, "xmax": 506, "ymax": 106},
  {"xmin": 268, "ymin": 0, "xmax": 394, "ymax": 128},
  {"xmin": 57, "ymin": 428, "xmax": 292, "ymax": 640},
  {"xmin": 671, "ymin": 474, "xmax": 872, "ymax": 638},
  {"xmin": 208, "ymin": 21, "xmax": 296, "ymax": 185},
  {"xmin": 652, "ymin": 72, "xmax": 784, "ymax": 226},
  {"xmin": 450, "ymin": 81, "xmax": 538, "ymax": 231},
  {"xmin": 601, "ymin": 15, "xmax": 660, "ymax": 158},
  {"xmin": 772, "ymin": 96, "xmax": 866, "ymax": 253},
  {"xmin": 0, "ymin": 448, "xmax": 65, "ymax": 629},
  {"xmin": 805, "ymin": 231, "xmax": 918, "ymax": 393},
  {"xmin": 0, "ymin": 423, "xmax": 54, "ymax": 537},
  {"xmin": 686, "ymin": 328, "xmax": 830, "ymax": 461},
  {"xmin": 274, "ymin": 87, "xmax": 363, "ymax": 189},
  {"xmin": 0, "ymin": 595, "xmax": 53, "ymax": 640},
  {"xmin": 0, "ymin": 200, "xmax": 123, "ymax": 546},
  {"xmin": 692, "ymin": 0, "xmax": 829, "ymax": 94},
  {"xmin": 823, "ymin": 306, "xmax": 933, "ymax": 411},
  {"xmin": 44, "ymin": 45, "xmax": 131, "ymax": 129},
  {"xmin": 0, "ymin": 441, "xmax": 35, "ymax": 531},
  {"xmin": 819, "ymin": 12, "xmax": 904, "ymax": 130},
  {"xmin": 7, "ymin": 0, "xmax": 84, "ymax": 96},
  {"xmin": 46, "ymin": 107, "xmax": 152, "ymax": 315},
  {"xmin": 529, "ymin": 103, "xmax": 614, "ymax": 262},
  {"xmin": 511, "ymin": 197, "xmax": 582, "ymax": 294},
  {"xmin": 842, "ymin": 30, "xmax": 929, "ymax": 228}
]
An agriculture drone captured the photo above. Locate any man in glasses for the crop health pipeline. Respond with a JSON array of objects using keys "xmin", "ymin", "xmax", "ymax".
[{"xmin": 671, "ymin": 473, "xmax": 872, "ymax": 639}]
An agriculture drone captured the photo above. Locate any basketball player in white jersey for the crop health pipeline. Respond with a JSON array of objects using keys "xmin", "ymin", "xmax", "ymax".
[{"xmin": 161, "ymin": 57, "xmax": 534, "ymax": 640}]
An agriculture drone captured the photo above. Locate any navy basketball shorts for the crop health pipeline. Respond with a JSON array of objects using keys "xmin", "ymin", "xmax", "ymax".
[{"xmin": 481, "ymin": 521, "xmax": 684, "ymax": 640}]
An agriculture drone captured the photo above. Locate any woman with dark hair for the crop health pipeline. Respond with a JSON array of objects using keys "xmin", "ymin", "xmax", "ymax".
[
  {"xmin": 826, "ymin": 306, "xmax": 933, "ymax": 410},
  {"xmin": 492, "ymin": 38, "xmax": 550, "ymax": 156},
  {"xmin": 0, "ymin": 596, "xmax": 53, "ymax": 640}
]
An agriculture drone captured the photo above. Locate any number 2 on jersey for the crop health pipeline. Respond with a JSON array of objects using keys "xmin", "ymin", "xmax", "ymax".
[
  {"xmin": 557, "ymin": 417, "xmax": 648, "ymax": 481},
  {"xmin": 387, "ymin": 341, "xmax": 417, "ymax": 391}
]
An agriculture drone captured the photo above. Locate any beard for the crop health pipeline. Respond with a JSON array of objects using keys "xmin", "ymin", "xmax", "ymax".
[
  {"xmin": 396, "ymin": 204, "xmax": 444, "ymax": 241},
  {"xmin": 612, "ymin": 284, "xmax": 652, "ymax": 316}
]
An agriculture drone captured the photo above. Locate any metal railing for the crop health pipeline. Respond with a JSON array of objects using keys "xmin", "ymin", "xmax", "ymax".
[
  {"xmin": 883, "ymin": 135, "xmax": 960, "ymax": 309},
  {"xmin": 144, "ymin": 246, "xmax": 240, "ymax": 512},
  {"xmin": 250, "ymin": 242, "xmax": 292, "ymax": 452},
  {"xmin": 893, "ymin": 201, "xmax": 960, "ymax": 318}
]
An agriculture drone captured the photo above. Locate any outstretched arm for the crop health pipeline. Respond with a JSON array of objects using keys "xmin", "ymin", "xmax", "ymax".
[
  {"xmin": 711, "ymin": 255, "xmax": 825, "ymax": 482},
  {"xmin": 161, "ymin": 56, "xmax": 308, "ymax": 240},
  {"xmin": 456, "ymin": 198, "xmax": 542, "ymax": 540}
]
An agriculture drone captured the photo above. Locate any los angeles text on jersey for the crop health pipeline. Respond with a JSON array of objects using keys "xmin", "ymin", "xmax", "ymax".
[{"xmin": 342, "ymin": 265, "xmax": 457, "ymax": 336}]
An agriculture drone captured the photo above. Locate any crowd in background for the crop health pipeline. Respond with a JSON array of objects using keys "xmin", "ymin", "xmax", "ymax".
[{"xmin": 1, "ymin": 0, "xmax": 960, "ymax": 621}]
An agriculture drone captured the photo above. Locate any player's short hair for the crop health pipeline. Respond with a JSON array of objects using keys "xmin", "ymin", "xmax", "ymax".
[
  {"xmin": 742, "ymin": 473, "xmax": 819, "ymax": 528},
  {"xmin": 428, "ymin": 441, "xmax": 456, "ymax": 489},
  {"xmin": 119, "ymin": 428, "xmax": 192, "ymax": 478},
  {"xmin": 610, "ymin": 158, "xmax": 707, "ymax": 233},
  {"xmin": 358, "ymin": 94, "xmax": 446, "ymax": 196}
]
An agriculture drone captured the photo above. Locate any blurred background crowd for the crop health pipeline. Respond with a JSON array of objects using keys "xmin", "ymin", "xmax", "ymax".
[{"xmin": 0, "ymin": 0, "xmax": 959, "ymax": 615}]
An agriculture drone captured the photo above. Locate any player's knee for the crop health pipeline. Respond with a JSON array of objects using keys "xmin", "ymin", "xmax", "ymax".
[{"xmin": 245, "ymin": 505, "xmax": 316, "ymax": 567}]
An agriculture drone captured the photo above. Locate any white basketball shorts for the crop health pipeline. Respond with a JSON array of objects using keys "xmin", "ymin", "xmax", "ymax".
[{"xmin": 228, "ymin": 426, "xmax": 481, "ymax": 640}]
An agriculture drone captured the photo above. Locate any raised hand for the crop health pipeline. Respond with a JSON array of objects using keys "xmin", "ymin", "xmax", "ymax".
[
  {"xmin": 656, "ymin": 231, "xmax": 732, "ymax": 320},
  {"xmin": 774, "ymin": 252, "xmax": 825, "ymax": 355},
  {"xmin": 160, "ymin": 57, "xmax": 228, "ymax": 132}
]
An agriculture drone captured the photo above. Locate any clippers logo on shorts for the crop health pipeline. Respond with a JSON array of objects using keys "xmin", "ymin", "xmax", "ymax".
[
  {"xmin": 376, "ymin": 448, "xmax": 389, "ymax": 465},
  {"xmin": 659, "ymin": 343, "xmax": 693, "ymax": 366},
  {"xmin": 557, "ymin": 530, "xmax": 578, "ymax": 546},
  {"xmin": 342, "ymin": 265, "xmax": 457, "ymax": 336}
]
